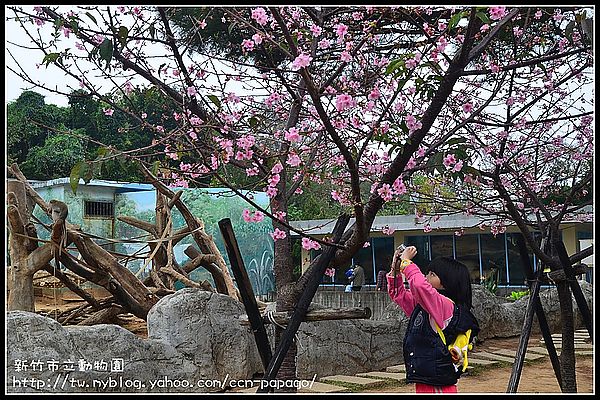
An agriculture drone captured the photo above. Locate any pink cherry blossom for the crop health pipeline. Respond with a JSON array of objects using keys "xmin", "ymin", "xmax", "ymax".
[
  {"xmin": 335, "ymin": 94, "xmax": 355, "ymax": 112},
  {"xmin": 318, "ymin": 39, "xmax": 331, "ymax": 49},
  {"xmin": 368, "ymin": 87, "xmax": 380, "ymax": 100},
  {"xmin": 310, "ymin": 24, "xmax": 322, "ymax": 37},
  {"xmin": 287, "ymin": 153, "xmax": 301, "ymax": 167},
  {"xmin": 246, "ymin": 167, "xmax": 259, "ymax": 176},
  {"xmin": 242, "ymin": 39, "xmax": 254, "ymax": 52},
  {"xmin": 251, "ymin": 7, "xmax": 268, "ymax": 25},
  {"xmin": 291, "ymin": 53, "xmax": 312, "ymax": 71},
  {"xmin": 452, "ymin": 160, "xmax": 463, "ymax": 172},
  {"xmin": 405, "ymin": 115, "xmax": 422, "ymax": 133},
  {"xmin": 377, "ymin": 183, "xmax": 393, "ymax": 202},
  {"xmin": 242, "ymin": 208, "xmax": 253, "ymax": 222},
  {"xmin": 443, "ymin": 154, "xmax": 457, "ymax": 168},
  {"xmin": 382, "ymin": 225, "xmax": 395, "ymax": 235},
  {"xmin": 489, "ymin": 7, "xmax": 507, "ymax": 21},
  {"xmin": 271, "ymin": 228, "xmax": 287, "ymax": 241},
  {"xmin": 340, "ymin": 51, "xmax": 352, "ymax": 62},
  {"xmin": 285, "ymin": 127, "xmax": 301, "ymax": 142},
  {"xmin": 302, "ymin": 237, "xmax": 321, "ymax": 250},
  {"xmin": 271, "ymin": 162, "xmax": 283, "ymax": 174},
  {"xmin": 187, "ymin": 86, "xmax": 197, "ymax": 96},
  {"xmin": 393, "ymin": 178, "xmax": 407, "ymax": 195},
  {"xmin": 252, "ymin": 211, "xmax": 264, "ymax": 222},
  {"xmin": 268, "ymin": 174, "xmax": 280, "ymax": 186},
  {"xmin": 252, "ymin": 33, "xmax": 263, "ymax": 45},
  {"xmin": 103, "ymin": 108, "xmax": 114, "ymax": 116},
  {"xmin": 266, "ymin": 186, "xmax": 278, "ymax": 198},
  {"xmin": 335, "ymin": 23, "xmax": 348, "ymax": 40}
]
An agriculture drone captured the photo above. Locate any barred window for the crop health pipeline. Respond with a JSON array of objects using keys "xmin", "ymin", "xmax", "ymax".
[{"xmin": 84, "ymin": 201, "xmax": 114, "ymax": 218}]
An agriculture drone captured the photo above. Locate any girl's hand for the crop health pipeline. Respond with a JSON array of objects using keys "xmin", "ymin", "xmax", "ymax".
[
  {"xmin": 401, "ymin": 246, "xmax": 417, "ymax": 261},
  {"xmin": 391, "ymin": 246, "xmax": 417, "ymax": 274}
]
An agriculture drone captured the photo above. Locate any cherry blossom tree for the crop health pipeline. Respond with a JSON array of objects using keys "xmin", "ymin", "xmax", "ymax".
[{"xmin": 6, "ymin": 6, "xmax": 593, "ymax": 390}]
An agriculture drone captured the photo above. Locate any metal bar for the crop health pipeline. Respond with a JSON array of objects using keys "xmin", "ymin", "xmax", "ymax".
[{"xmin": 218, "ymin": 218, "xmax": 273, "ymax": 371}]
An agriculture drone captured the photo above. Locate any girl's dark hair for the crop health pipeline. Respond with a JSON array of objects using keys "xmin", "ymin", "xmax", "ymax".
[{"xmin": 427, "ymin": 257, "xmax": 473, "ymax": 309}]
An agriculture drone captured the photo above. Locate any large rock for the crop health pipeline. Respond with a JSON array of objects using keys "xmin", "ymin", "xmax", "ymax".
[
  {"xmin": 147, "ymin": 288, "xmax": 263, "ymax": 380},
  {"xmin": 6, "ymin": 289, "xmax": 263, "ymax": 393},
  {"xmin": 260, "ymin": 302, "xmax": 408, "ymax": 379},
  {"xmin": 471, "ymin": 281, "xmax": 593, "ymax": 340},
  {"xmin": 295, "ymin": 318, "xmax": 406, "ymax": 379}
]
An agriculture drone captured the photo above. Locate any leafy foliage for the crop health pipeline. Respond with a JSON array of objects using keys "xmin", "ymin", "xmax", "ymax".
[
  {"xmin": 20, "ymin": 131, "xmax": 85, "ymax": 180},
  {"xmin": 481, "ymin": 267, "xmax": 499, "ymax": 295},
  {"xmin": 507, "ymin": 289, "xmax": 529, "ymax": 301}
]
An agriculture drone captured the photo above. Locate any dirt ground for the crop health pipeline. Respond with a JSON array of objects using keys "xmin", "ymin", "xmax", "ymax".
[
  {"xmin": 364, "ymin": 336, "xmax": 594, "ymax": 394},
  {"xmin": 33, "ymin": 297, "xmax": 593, "ymax": 394}
]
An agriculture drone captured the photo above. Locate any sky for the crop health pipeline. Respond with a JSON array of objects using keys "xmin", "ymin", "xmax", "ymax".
[{"xmin": 5, "ymin": 8, "xmax": 74, "ymax": 106}]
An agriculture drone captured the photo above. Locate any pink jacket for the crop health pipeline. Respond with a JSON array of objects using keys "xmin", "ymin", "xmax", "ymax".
[{"xmin": 386, "ymin": 263, "xmax": 455, "ymax": 330}]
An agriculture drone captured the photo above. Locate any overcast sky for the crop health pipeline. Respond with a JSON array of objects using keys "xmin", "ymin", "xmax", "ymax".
[{"xmin": 5, "ymin": 9, "xmax": 74, "ymax": 107}]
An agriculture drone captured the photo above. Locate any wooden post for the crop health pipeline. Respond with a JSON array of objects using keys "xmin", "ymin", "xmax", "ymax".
[
  {"xmin": 257, "ymin": 214, "xmax": 350, "ymax": 393},
  {"xmin": 553, "ymin": 239, "xmax": 593, "ymax": 339},
  {"xmin": 218, "ymin": 218, "xmax": 273, "ymax": 371},
  {"xmin": 507, "ymin": 236, "xmax": 562, "ymax": 392}
]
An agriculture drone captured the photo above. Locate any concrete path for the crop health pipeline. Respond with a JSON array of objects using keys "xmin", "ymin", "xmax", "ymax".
[{"xmin": 228, "ymin": 330, "xmax": 593, "ymax": 393}]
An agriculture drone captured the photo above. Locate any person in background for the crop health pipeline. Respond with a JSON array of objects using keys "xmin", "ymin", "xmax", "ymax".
[
  {"xmin": 376, "ymin": 268, "xmax": 388, "ymax": 291},
  {"xmin": 349, "ymin": 264, "xmax": 365, "ymax": 291}
]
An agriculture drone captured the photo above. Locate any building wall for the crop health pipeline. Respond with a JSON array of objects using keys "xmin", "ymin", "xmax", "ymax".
[
  {"xmin": 300, "ymin": 223, "xmax": 592, "ymax": 287},
  {"xmin": 35, "ymin": 184, "xmax": 116, "ymax": 241},
  {"xmin": 66, "ymin": 185, "xmax": 115, "ymax": 240}
]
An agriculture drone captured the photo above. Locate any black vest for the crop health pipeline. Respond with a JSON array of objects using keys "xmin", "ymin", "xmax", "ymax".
[{"xmin": 403, "ymin": 303, "xmax": 479, "ymax": 386}]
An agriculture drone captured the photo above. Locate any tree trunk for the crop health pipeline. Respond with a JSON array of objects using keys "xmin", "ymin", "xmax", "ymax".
[
  {"xmin": 274, "ymin": 326, "xmax": 298, "ymax": 393},
  {"xmin": 557, "ymin": 280, "xmax": 577, "ymax": 392},
  {"xmin": 7, "ymin": 266, "xmax": 36, "ymax": 312}
]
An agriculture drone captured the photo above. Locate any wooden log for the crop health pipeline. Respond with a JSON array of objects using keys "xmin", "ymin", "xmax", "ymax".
[
  {"xmin": 159, "ymin": 266, "xmax": 214, "ymax": 291},
  {"xmin": 117, "ymin": 216, "xmax": 157, "ymax": 235},
  {"xmin": 183, "ymin": 245, "xmax": 228, "ymax": 294},
  {"xmin": 7, "ymin": 179, "xmax": 30, "ymax": 224},
  {"xmin": 553, "ymin": 239, "xmax": 593, "ymax": 338},
  {"xmin": 239, "ymin": 307, "xmax": 372, "ymax": 326},
  {"xmin": 8, "ymin": 163, "xmax": 51, "ymax": 216},
  {"xmin": 141, "ymin": 164, "xmax": 239, "ymax": 300},
  {"xmin": 42, "ymin": 263, "xmax": 101, "ymax": 309},
  {"xmin": 543, "ymin": 264, "xmax": 589, "ymax": 283},
  {"xmin": 219, "ymin": 218, "xmax": 272, "ymax": 371},
  {"xmin": 167, "ymin": 190, "xmax": 183, "ymax": 209},
  {"xmin": 77, "ymin": 306, "xmax": 122, "ymax": 326},
  {"xmin": 70, "ymin": 234, "xmax": 157, "ymax": 318},
  {"xmin": 507, "ymin": 236, "xmax": 561, "ymax": 392}
]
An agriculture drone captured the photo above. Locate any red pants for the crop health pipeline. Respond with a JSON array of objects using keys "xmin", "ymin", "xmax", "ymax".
[{"xmin": 415, "ymin": 383, "xmax": 458, "ymax": 393}]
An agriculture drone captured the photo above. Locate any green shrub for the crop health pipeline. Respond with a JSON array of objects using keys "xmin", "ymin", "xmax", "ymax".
[{"xmin": 508, "ymin": 290, "xmax": 529, "ymax": 301}]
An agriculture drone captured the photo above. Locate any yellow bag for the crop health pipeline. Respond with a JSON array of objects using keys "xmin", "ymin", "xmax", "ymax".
[{"xmin": 435, "ymin": 324, "xmax": 473, "ymax": 373}]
